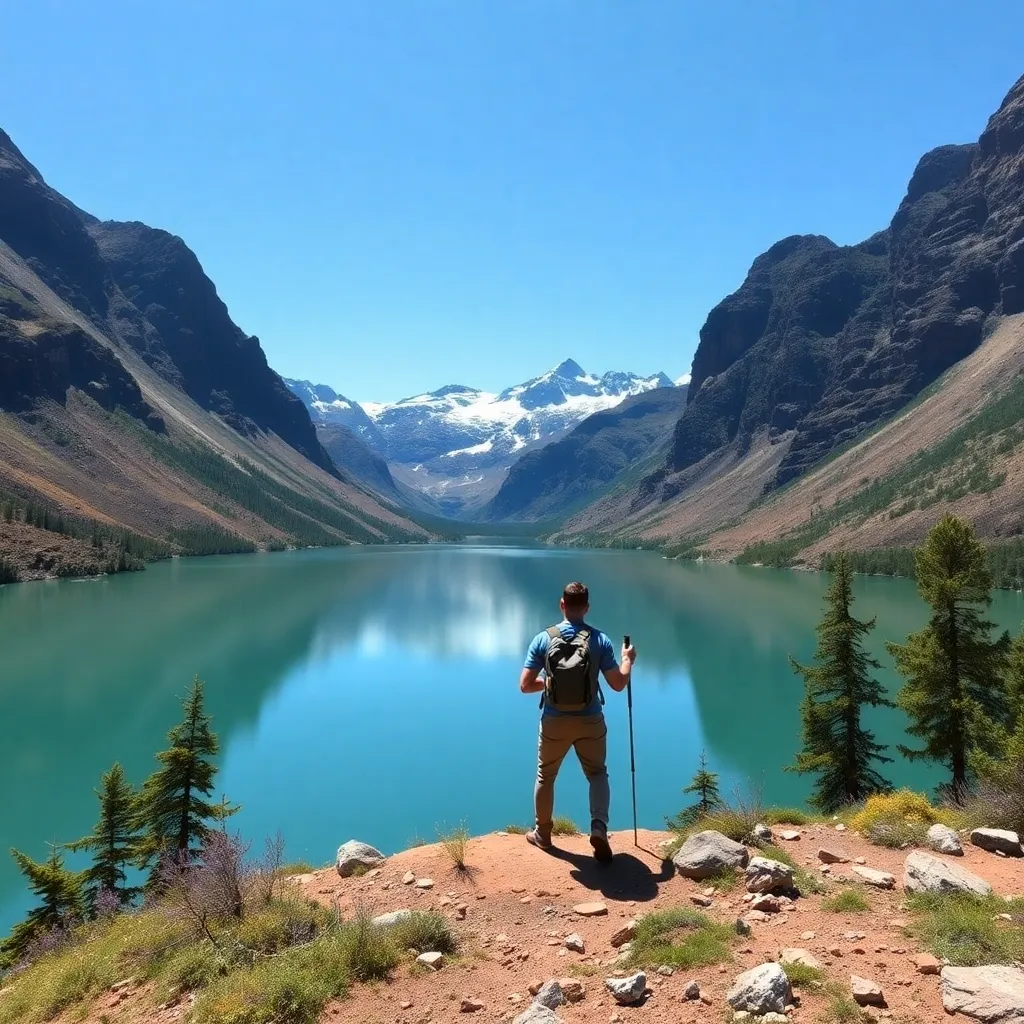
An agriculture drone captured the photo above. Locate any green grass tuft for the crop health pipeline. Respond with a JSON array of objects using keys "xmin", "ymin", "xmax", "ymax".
[
  {"xmin": 822, "ymin": 889, "xmax": 871, "ymax": 913},
  {"xmin": 702, "ymin": 867, "xmax": 740, "ymax": 893},
  {"xmin": 387, "ymin": 912, "xmax": 457, "ymax": 956},
  {"xmin": 625, "ymin": 907, "xmax": 733, "ymax": 970},
  {"xmin": 437, "ymin": 823, "xmax": 470, "ymax": 870},
  {"xmin": 908, "ymin": 893, "xmax": 1024, "ymax": 966},
  {"xmin": 504, "ymin": 824, "xmax": 528, "ymax": 835},
  {"xmin": 821, "ymin": 994, "xmax": 867, "ymax": 1022},
  {"xmin": 551, "ymin": 817, "xmax": 581, "ymax": 836},
  {"xmin": 782, "ymin": 961, "xmax": 824, "ymax": 987}
]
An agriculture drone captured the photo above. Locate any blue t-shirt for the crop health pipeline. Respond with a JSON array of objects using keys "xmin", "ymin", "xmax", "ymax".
[{"xmin": 524, "ymin": 619, "xmax": 618, "ymax": 717}]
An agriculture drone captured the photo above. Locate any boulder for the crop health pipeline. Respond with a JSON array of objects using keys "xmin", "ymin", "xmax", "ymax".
[
  {"xmin": 941, "ymin": 965, "xmax": 1024, "ymax": 1022},
  {"xmin": 416, "ymin": 951, "xmax": 443, "ymax": 970},
  {"xmin": 514, "ymin": 1007, "xmax": 564, "ymax": 1024},
  {"xmin": 533, "ymin": 980, "xmax": 566, "ymax": 1010},
  {"xmin": 751, "ymin": 823, "xmax": 774, "ymax": 844},
  {"xmin": 971, "ymin": 828, "xmax": 1023, "ymax": 857},
  {"xmin": 672, "ymin": 831, "xmax": 749, "ymax": 879},
  {"xmin": 926, "ymin": 823, "xmax": 964, "ymax": 856},
  {"xmin": 903, "ymin": 851, "xmax": 992, "ymax": 897},
  {"xmin": 564, "ymin": 934, "xmax": 585, "ymax": 953},
  {"xmin": 336, "ymin": 839, "xmax": 385, "ymax": 877},
  {"xmin": 851, "ymin": 976, "xmax": 885, "ymax": 1007},
  {"xmin": 604, "ymin": 972, "xmax": 647, "ymax": 1005},
  {"xmin": 610, "ymin": 920, "xmax": 636, "ymax": 947},
  {"xmin": 745, "ymin": 856, "xmax": 795, "ymax": 893},
  {"xmin": 556, "ymin": 978, "xmax": 584, "ymax": 1003},
  {"xmin": 726, "ymin": 963, "xmax": 793, "ymax": 1015},
  {"xmin": 372, "ymin": 909, "xmax": 413, "ymax": 927},
  {"xmin": 779, "ymin": 948, "xmax": 823, "ymax": 971},
  {"xmin": 852, "ymin": 865, "xmax": 896, "ymax": 889}
]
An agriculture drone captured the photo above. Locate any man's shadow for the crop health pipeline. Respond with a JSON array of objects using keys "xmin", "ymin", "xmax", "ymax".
[{"xmin": 549, "ymin": 844, "xmax": 674, "ymax": 902}]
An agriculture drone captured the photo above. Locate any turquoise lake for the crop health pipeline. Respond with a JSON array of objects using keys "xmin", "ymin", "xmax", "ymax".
[{"xmin": 2, "ymin": 543, "xmax": 1023, "ymax": 934}]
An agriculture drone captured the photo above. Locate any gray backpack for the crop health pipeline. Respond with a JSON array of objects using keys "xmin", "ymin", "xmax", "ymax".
[{"xmin": 542, "ymin": 625, "xmax": 600, "ymax": 712}]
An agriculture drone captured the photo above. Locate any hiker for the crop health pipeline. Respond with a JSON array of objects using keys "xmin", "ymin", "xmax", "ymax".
[{"xmin": 519, "ymin": 581, "xmax": 636, "ymax": 861}]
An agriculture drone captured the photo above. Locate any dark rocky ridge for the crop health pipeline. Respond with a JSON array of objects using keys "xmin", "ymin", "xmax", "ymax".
[
  {"xmin": 0, "ymin": 128, "xmax": 333, "ymax": 473},
  {"xmin": 653, "ymin": 74, "xmax": 1024, "ymax": 503},
  {"xmin": 483, "ymin": 385, "xmax": 688, "ymax": 522}
]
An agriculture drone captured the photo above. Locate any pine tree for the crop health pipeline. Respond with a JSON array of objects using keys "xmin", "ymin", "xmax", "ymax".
[
  {"xmin": 887, "ymin": 515, "xmax": 1011, "ymax": 794},
  {"xmin": 788, "ymin": 552, "xmax": 893, "ymax": 811},
  {"xmin": 66, "ymin": 763, "xmax": 141, "ymax": 911},
  {"xmin": 667, "ymin": 751, "xmax": 723, "ymax": 829},
  {"xmin": 135, "ymin": 677, "xmax": 233, "ymax": 873},
  {"xmin": 0, "ymin": 846, "xmax": 85, "ymax": 967}
]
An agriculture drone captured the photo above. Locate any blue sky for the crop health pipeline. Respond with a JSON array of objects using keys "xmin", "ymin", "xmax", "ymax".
[{"xmin": 3, "ymin": 2, "xmax": 1023, "ymax": 402}]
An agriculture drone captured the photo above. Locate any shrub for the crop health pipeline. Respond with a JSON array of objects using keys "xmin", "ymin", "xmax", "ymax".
[
  {"xmin": 551, "ymin": 817, "xmax": 580, "ymax": 836},
  {"xmin": 761, "ymin": 808, "xmax": 819, "ymax": 826},
  {"xmin": 850, "ymin": 789, "xmax": 956, "ymax": 847},
  {"xmin": 235, "ymin": 900, "xmax": 326, "ymax": 955},
  {"xmin": 190, "ymin": 938, "xmax": 349, "ymax": 1024},
  {"xmin": 336, "ymin": 911, "xmax": 398, "ymax": 982},
  {"xmin": 387, "ymin": 912, "xmax": 457, "ymax": 956},
  {"xmin": 908, "ymin": 893, "xmax": 1024, "ymax": 966},
  {"xmin": 504, "ymin": 824, "xmax": 528, "ymax": 835},
  {"xmin": 822, "ymin": 993, "xmax": 866, "ymax": 1022},
  {"xmin": 822, "ymin": 889, "xmax": 870, "ymax": 913},
  {"xmin": 437, "ymin": 824, "xmax": 470, "ymax": 870},
  {"xmin": 626, "ymin": 907, "xmax": 733, "ymax": 970}
]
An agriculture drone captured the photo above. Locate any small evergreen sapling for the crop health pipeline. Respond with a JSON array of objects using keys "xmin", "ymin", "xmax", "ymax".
[
  {"xmin": 887, "ymin": 515, "xmax": 1011, "ymax": 793},
  {"xmin": 0, "ymin": 845, "xmax": 85, "ymax": 968},
  {"xmin": 67, "ymin": 762, "xmax": 141, "ymax": 912},
  {"xmin": 667, "ymin": 751, "xmax": 723, "ymax": 829},
  {"xmin": 788, "ymin": 552, "xmax": 893, "ymax": 811},
  {"xmin": 135, "ymin": 677, "xmax": 235, "ymax": 876}
]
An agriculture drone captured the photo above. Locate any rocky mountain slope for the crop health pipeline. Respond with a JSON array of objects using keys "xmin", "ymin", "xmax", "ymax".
[
  {"xmin": 481, "ymin": 384, "xmax": 688, "ymax": 522},
  {"xmin": 562, "ymin": 72, "xmax": 1024, "ymax": 555},
  {"xmin": 288, "ymin": 361, "xmax": 676, "ymax": 517},
  {"xmin": 0, "ymin": 128, "xmax": 426, "ymax": 580}
]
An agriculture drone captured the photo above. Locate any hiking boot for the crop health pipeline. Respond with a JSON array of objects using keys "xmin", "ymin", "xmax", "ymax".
[
  {"xmin": 525, "ymin": 828, "xmax": 553, "ymax": 852},
  {"xmin": 590, "ymin": 821, "xmax": 613, "ymax": 862}
]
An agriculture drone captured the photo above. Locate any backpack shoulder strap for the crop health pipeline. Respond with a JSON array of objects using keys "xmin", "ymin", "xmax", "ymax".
[{"xmin": 546, "ymin": 625, "xmax": 562, "ymax": 640}]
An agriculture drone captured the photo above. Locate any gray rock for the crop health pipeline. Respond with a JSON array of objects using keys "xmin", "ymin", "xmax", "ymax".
[
  {"xmin": 971, "ymin": 828, "xmax": 1024, "ymax": 857},
  {"xmin": 903, "ymin": 851, "xmax": 992, "ymax": 897},
  {"xmin": 604, "ymin": 972, "xmax": 647, "ymax": 1005},
  {"xmin": 533, "ymin": 980, "xmax": 566, "ymax": 1010},
  {"xmin": 941, "ymin": 964, "xmax": 1024, "ymax": 1022},
  {"xmin": 852, "ymin": 865, "xmax": 896, "ymax": 889},
  {"xmin": 751, "ymin": 823, "xmax": 774, "ymax": 844},
  {"xmin": 371, "ymin": 909, "xmax": 414, "ymax": 927},
  {"xmin": 926, "ymin": 823, "xmax": 964, "ymax": 856},
  {"xmin": 726, "ymin": 963, "xmax": 793, "ymax": 1015},
  {"xmin": 672, "ymin": 830, "xmax": 749, "ymax": 879},
  {"xmin": 416, "ymin": 951, "xmax": 443, "ymax": 970},
  {"xmin": 779, "ymin": 948, "xmax": 823, "ymax": 971},
  {"xmin": 683, "ymin": 980, "xmax": 700, "ymax": 1000},
  {"xmin": 336, "ymin": 839, "xmax": 386, "ymax": 877},
  {"xmin": 656, "ymin": 965, "xmax": 674, "ymax": 976},
  {"xmin": 817, "ymin": 847, "xmax": 851, "ymax": 864},
  {"xmin": 564, "ymin": 933, "xmax": 585, "ymax": 953},
  {"xmin": 514, "ymin": 1006, "xmax": 564, "ymax": 1024},
  {"xmin": 744, "ymin": 856, "xmax": 795, "ymax": 893},
  {"xmin": 851, "ymin": 975, "xmax": 885, "ymax": 1007}
]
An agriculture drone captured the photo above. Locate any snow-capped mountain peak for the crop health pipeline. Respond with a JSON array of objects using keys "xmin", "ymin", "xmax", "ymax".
[{"xmin": 285, "ymin": 360, "xmax": 680, "ymax": 512}]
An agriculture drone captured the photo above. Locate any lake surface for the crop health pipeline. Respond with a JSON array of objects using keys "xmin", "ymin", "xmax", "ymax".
[{"xmin": 2, "ymin": 543, "xmax": 1023, "ymax": 934}]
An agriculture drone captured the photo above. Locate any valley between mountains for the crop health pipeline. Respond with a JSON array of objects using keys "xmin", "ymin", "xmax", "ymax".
[{"xmin": 5, "ymin": 72, "xmax": 1024, "ymax": 581}]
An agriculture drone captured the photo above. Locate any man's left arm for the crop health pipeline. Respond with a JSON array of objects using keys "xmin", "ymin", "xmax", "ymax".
[{"xmin": 600, "ymin": 632, "xmax": 635, "ymax": 692}]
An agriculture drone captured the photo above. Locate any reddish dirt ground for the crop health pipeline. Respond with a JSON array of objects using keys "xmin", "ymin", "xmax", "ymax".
[{"xmin": 56, "ymin": 823, "xmax": 1024, "ymax": 1024}]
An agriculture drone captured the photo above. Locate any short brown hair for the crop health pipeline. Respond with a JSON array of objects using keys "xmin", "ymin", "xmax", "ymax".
[{"xmin": 562, "ymin": 581, "xmax": 589, "ymax": 611}]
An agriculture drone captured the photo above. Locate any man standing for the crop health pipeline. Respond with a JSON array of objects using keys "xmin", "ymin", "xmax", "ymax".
[{"xmin": 520, "ymin": 581, "xmax": 636, "ymax": 861}]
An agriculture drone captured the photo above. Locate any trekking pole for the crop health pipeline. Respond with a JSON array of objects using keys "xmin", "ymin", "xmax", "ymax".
[{"xmin": 624, "ymin": 634, "xmax": 638, "ymax": 847}]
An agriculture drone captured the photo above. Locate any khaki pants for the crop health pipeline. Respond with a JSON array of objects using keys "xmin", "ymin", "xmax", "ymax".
[{"xmin": 534, "ymin": 712, "xmax": 609, "ymax": 835}]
